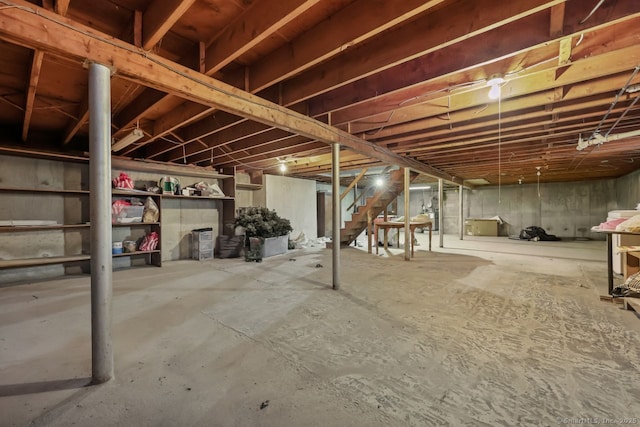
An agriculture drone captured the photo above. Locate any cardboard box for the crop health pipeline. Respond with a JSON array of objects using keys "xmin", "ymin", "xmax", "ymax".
[{"xmin": 465, "ymin": 219, "xmax": 498, "ymax": 236}]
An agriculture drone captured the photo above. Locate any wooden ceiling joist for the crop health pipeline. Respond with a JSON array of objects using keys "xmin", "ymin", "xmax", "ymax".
[{"xmin": 0, "ymin": 0, "xmax": 459, "ymax": 185}]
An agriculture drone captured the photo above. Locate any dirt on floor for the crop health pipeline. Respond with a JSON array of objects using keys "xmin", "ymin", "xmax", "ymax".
[{"xmin": 1, "ymin": 236, "xmax": 639, "ymax": 426}]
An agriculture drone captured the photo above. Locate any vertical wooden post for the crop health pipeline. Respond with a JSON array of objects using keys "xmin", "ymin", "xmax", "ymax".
[{"xmin": 367, "ymin": 209, "xmax": 372, "ymax": 254}]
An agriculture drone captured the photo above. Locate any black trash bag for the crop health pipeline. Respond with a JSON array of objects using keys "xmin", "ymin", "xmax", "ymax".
[
  {"xmin": 519, "ymin": 226, "xmax": 561, "ymax": 241},
  {"xmin": 612, "ymin": 272, "xmax": 640, "ymax": 298}
]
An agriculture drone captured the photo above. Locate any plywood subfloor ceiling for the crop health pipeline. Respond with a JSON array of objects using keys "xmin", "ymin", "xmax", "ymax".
[{"xmin": 0, "ymin": 0, "xmax": 639, "ymax": 186}]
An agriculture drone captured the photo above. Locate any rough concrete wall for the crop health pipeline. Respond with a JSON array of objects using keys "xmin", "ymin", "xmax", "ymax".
[
  {"xmin": 463, "ymin": 179, "xmax": 616, "ymax": 239},
  {"xmin": 615, "ymin": 168, "xmax": 640, "ymax": 210},
  {"xmin": 265, "ymin": 174, "xmax": 317, "ymax": 240},
  {"xmin": 0, "ymin": 155, "xmax": 88, "ymax": 283}
]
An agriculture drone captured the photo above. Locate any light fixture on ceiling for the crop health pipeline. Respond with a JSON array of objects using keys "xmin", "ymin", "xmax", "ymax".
[
  {"xmin": 487, "ymin": 75, "xmax": 505, "ymax": 100},
  {"xmin": 111, "ymin": 128, "xmax": 144, "ymax": 152},
  {"xmin": 279, "ymin": 163, "xmax": 287, "ymax": 173},
  {"xmin": 375, "ymin": 177, "xmax": 384, "ymax": 187},
  {"xmin": 410, "ymin": 185, "xmax": 431, "ymax": 191}
]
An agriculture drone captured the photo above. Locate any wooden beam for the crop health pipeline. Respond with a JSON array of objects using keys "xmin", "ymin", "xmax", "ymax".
[
  {"xmin": 22, "ymin": 49, "xmax": 44, "ymax": 141},
  {"xmin": 558, "ymin": 37, "xmax": 572, "ymax": 65},
  {"xmin": 347, "ymin": 45, "xmax": 640, "ymax": 136},
  {"xmin": 115, "ymin": 0, "xmax": 321, "ymax": 146},
  {"xmin": 204, "ymin": 0, "xmax": 322, "ymax": 75},
  {"xmin": 134, "ymin": 10, "xmax": 142, "ymax": 48},
  {"xmin": 0, "ymin": 1, "xmax": 459, "ymax": 185},
  {"xmin": 142, "ymin": 0, "xmax": 196, "ymax": 50},
  {"xmin": 247, "ymin": 0, "xmax": 446, "ymax": 92},
  {"xmin": 54, "ymin": 0, "xmax": 69, "ymax": 16},
  {"xmin": 549, "ymin": 2, "xmax": 565, "ymax": 37},
  {"xmin": 340, "ymin": 168, "xmax": 368, "ymax": 201},
  {"xmin": 310, "ymin": 2, "xmax": 640, "ymax": 120},
  {"xmin": 279, "ymin": 0, "xmax": 564, "ymax": 105},
  {"xmin": 63, "ymin": 97, "xmax": 88, "ymax": 144}
]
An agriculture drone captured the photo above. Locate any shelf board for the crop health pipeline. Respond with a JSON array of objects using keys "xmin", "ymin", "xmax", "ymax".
[
  {"xmin": 0, "ymin": 186, "xmax": 89, "ymax": 195},
  {"xmin": 0, "ymin": 255, "xmax": 91, "ymax": 269},
  {"xmin": 162, "ymin": 194, "xmax": 234, "ymax": 200},
  {"xmin": 112, "ymin": 157, "xmax": 233, "ymax": 180},
  {"xmin": 112, "ymin": 189, "xmax": 159, "ymax": 197},
  {"xmin": 113, "ymin": 250, "xmax": 160, "ymax": 258},
  {"xmin": 0, "ymin": 224, "xmax": 90, "ymax": 232},
  {"xmin": 112, "ymin": 222, "xmax": 160, "ymax": 227},
  {"xmin": 236, "ymin": 183, "xmax": 263, "ymax": 190}
]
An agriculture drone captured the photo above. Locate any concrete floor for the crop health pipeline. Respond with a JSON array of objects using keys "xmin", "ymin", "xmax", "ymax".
[{"xmin": 1, "ymin": 234, "xmax": 639, "ymax": 426}]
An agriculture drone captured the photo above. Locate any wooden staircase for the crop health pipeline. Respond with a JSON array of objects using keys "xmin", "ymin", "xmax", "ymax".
[{"xmin": 339, "ymin": 169, "xmax": 418, "ymax": 245}]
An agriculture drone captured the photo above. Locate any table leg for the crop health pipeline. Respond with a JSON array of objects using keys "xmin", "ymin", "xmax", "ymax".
[
  {"xmin": 375, "ymin": 224, "xmax": 379, "ymax": 255},
  {"xmin": 384, "ymin": 228, "xmax": 388, "ymax": 251},
  {"xmin": 429, "ymin": 224, "xmax": 432, "ymax": 251},
  {"xmin": 411, "ymin": 228, "xmax": 415, "ymax": 257},
  {"xmin": 607, "ymin": 233, "xmax": 613, "ymax": 295}
]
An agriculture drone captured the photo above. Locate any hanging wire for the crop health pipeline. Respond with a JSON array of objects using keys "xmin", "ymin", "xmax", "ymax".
[{"xmin": 498, "ymin": 88, "xmax": 502, "ymax": 204}]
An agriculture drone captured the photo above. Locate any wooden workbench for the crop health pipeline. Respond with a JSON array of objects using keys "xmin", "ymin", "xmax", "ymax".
[{"xmin": 374, "ymin": 221, "xmax": 432, "ymax": 257}]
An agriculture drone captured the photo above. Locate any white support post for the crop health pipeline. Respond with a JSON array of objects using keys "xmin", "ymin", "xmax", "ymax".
[
  {"xmin": 332, "ymin": 143, "xmax": 340, "ymax": 290},
  {"xmin": 89, "ymin": 62, "xmax": 114, "ymax": 383},
  {"xmin": 459, "ymin": 184, "xmax": 464, "ymax": 240},
  {"xmin": 438, "ymin": 178, "xmax": 444, "ymax": 248},
  {"xmin": 404, "ymin": 168, "xmax": 411, "ymax": 261}
]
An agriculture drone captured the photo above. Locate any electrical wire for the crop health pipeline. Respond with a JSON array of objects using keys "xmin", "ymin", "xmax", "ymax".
[
  {"xmin": 498, "ymin": 88, "xmax": 502, "ymax": 204},
  {"xmin": 579, "ymin": 0, "xmax": 606, "ymax": 24}
]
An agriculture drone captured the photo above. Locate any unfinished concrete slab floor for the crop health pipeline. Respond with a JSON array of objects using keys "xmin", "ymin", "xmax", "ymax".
[{"xmin": 1, "ymin": 235, "xmax": 639, "ymax": 426}]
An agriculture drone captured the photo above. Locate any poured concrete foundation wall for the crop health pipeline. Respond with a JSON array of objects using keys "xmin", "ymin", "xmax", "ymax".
[
  {"xmin": 460, "ymin": 180, "xmax": 618, "ymax": 239},
  {"xmin": 264, "ymin": 174, "xmax": 317, "ymax": 240},
  {"xmin": 397, "ymin": 176, "xmax": 633, "ymax": 239},
  {"xmin": 615, "ymin": 168, "xmax": 640, "ymax": 210},
  {"xmin": 0, "ymin": 155, "xmax": 222, "ymax": 283},
  {"xmin": 0, "ymin": 154, "xmax": 88, "ymax": 283}
]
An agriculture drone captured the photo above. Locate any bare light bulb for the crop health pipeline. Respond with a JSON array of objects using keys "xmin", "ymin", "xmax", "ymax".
[
  {"xmin": 375, "ymin": 178, "xmax": 384, "ymax": 187},
  {"xmin": 279, "ymin": 163, "xmax": 286, "ymax": 172},
  {"xmin": 487, "ymin": 76, "xmax": 505, "ymax": 100}
]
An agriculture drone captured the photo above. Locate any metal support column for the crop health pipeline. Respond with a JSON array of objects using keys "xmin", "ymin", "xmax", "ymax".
[
  {"xmin": 89, "ymin": 62, "xmax": 113, "ymax": 384},
  {"xmin": 459, "ymin": 184, "xmax": 464, "ymax": 240},
  {"xmin": 332, "ymin": 143, "xmax": 340, "ymax": 290},
  {"xmin": 438, "ymin": 178, "xmax": 444, "ymax": 248},
  {"xmin": 404, "ymin": 168, "xmax": 411, "ymax": 261}
]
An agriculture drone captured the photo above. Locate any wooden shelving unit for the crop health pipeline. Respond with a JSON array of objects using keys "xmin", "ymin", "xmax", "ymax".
[{"xmin": 0, "ymin": 155, "xmax": 243, "ymax": 274}]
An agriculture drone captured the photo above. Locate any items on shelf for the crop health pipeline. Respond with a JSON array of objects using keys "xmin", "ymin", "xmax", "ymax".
[
  {"xmin": 112, "ymin": 172, "xmax": 134, "ymax": 189},
  {"xmin": 142, "ymin": 196, "xmax": 159, "ymax": 223},
  {"xmin": 139, "ymin": 231, "xmax": 159, "ymax": 251}
]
